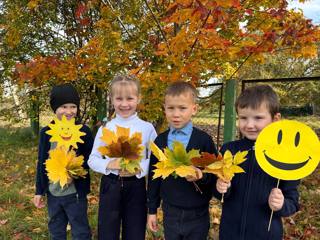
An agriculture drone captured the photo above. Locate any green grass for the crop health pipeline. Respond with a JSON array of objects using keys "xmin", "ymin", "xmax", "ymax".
[{"xmin": 0, "ymin": 118, "xmax": 319, "ymax": 239}]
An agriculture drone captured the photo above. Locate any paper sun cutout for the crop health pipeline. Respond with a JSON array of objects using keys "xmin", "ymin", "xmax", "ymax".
[{"xmin": 46, "ymin": 116, "xmax": 85, "ymax": 149}]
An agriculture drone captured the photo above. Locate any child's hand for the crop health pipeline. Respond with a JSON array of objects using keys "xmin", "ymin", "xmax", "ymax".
[
  {"xmin": 147, "ymin": 214, "xmax": 159, "ymax": 232},
  {"xmin": 67, "ymin": 177, "xmax": 73, "ymax": 185},
  {"xmin": 119, "ymin": 169, "xmax": 136, "ymax": 177},
  {"xmin": 33, "ymin": 195, "xmax": 45, "ymax": 208},
  {"xmin": 107, "ymin": 158, "xmax": 121, "ymax": 170},
  {"xmin": 216, "ymin": 178, "xmax": 231, "ymax": 194},
  {"xmin": 268, "ymin": 188, "xmax": 284, "ymax": 211},
  {"xmin": 185, "ymin": 167, "xmax": 203, "ymax": 182}
]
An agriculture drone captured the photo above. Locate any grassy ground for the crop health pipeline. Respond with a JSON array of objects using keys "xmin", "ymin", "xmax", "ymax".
[{"xmin": 0, "ymin": 117, "xmax": 319, "ymax": 239}]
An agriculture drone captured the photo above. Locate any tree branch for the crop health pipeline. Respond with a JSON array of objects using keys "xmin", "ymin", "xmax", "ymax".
[
  {"xmin": 189, "ymin": 10, "xmax": 212, "ymax": 57},
  {"xmin": 143, "ymin": 0, "xmax": 172, "ymax": 54},
  {"xmin": 101, "ymin": 0, "xmax": 133, "ymax": 38}
]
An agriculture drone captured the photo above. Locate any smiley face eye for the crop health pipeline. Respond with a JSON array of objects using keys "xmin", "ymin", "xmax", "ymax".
[
  {"xmin": 295, "ymin": 132, "xmax": 300, "ymax": 147},
  {"xmin": 277, "ymin": 129, "xmax": 282, "ymax": 144}
]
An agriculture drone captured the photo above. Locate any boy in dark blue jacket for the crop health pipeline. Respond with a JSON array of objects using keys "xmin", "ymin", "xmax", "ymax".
[
  {"xmin": 33, "ymin": 83, "xmax": 93, "ymax": 240},
  {"xmin": 215, "ymin": 85, "xmax": 299, "ymax": 240},
  {"xmin": 147, "ymin": 82, "xmax": 218, "ymax": 240}
]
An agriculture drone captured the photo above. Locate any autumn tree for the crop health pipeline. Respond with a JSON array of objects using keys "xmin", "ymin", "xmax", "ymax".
[
  {"xmin": 1, "ymin": 0, "xmax": 104, "ymax": 125},
  {"xmin": 1, "ymin": 0, "xmax": 319, "ymax": 130}
]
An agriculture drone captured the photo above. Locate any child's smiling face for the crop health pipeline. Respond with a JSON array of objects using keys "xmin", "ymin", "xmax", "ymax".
[
  {"xmin": 111, "ymin": 83, "xmax": 140, "ymax": 119},
  {"xmin": 55, "ymin": 103, "xmax": 78, "ymax": 120},
  {"xmin": 237, "ymin": 102, "xmax": 280, "ymax": 140}
]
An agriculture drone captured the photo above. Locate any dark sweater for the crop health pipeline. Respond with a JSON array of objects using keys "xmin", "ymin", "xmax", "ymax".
[
  {"xmin": 35, "ymin": 124, "xmax": 94, "ymax": 198},
  {"xmin": 147, "ymin": 127, "xmax": 218, "ymax": 214},
  {"xmin": 214, "ymin": 137, "xmax": 300, "ymax": 240}
]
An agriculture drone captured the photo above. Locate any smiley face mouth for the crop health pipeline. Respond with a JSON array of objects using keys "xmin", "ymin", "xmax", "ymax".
[
  {"xmin": 263, "ymin": 150, "xmax": 310, "ymax": 170},
  {"xmin": 60, "ymin": 134, "xmax": 72, "ymax": 141}
]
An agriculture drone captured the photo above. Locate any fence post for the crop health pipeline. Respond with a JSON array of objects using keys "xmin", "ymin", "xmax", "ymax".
[{"xmin": 223, "ymin": 79, "xmax": 237, "ymax": 143}]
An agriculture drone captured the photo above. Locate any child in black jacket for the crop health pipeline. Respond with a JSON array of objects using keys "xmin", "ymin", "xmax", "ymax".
[
  {"xmin": 33, "ymin": 83, "xmax": 93, "ymax": 240},
  {"xmin": 147, "ymin": 82, "xmax": 218, "ymax": 240},
  {"xmin": 215, "ymin": 85, "xmax": 299, "ymax": 240}
]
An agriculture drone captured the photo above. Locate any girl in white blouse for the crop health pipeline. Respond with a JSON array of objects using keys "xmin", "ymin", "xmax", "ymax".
[{"xmin": 89, "ymin": 75, "xmax": 157, "ymax": 240}]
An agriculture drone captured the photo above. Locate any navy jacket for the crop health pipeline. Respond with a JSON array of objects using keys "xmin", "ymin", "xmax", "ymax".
[
  {"xmin": 35, "ymin": 124, "xmax": 93, "ymax": 198},
  {"xmin": 214, "ymin": 138, "xmax": 299, "ymax": 240},
  {"xmin": 147, "ymin": 127, "xmax": 218, "ymax": 214}
]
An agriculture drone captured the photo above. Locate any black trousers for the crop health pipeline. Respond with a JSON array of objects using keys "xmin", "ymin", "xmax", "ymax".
[
  {"xmin": 98, "ymin": 174, "xmax": 147, "ymax": 240},
  {"xmin": 163, "ymin": 203, "xmax": 210, "ymax": 240},
  {"xmin": 47, "ymin": 193, "xmax": 91, "ymax": 240}
]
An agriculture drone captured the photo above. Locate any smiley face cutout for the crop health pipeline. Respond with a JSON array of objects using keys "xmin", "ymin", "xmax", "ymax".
[
  {"xmin": 46, "ymin": 115, "xmax": 85, "ymax": 149},
  {"xmin": 255, "ymin": 120, "xmax": 320, "ymax": 180}
]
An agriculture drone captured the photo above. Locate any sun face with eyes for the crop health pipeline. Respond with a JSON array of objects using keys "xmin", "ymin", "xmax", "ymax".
[
  {"xmin": 255, "ymin": 120, "xmax": 320, "ymax": 180},
  {"xmin": 46, "ymin": 115, "xmax": 85, "ymax": 149}
]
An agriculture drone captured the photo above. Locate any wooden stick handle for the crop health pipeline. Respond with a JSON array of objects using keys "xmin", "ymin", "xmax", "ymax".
[{"xmin": 268, "ymin": 179, "xmax": 280, "ymax": 231}]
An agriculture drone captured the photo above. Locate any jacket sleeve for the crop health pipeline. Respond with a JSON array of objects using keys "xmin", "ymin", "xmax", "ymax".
[
  {"xmin": 88, "ymin": 126, "xmax": 115, "ymax": 175},
  {"xmin": 35, "ymin": 128, "xmax": 50, "ymax": 195},
  {"xmin": 147, "ymin": 137, "xmax": 162, "ymax": 215},
  {"xmin": 274, "ymin": 180, "xmax": 300, "ymax": 217},
  {"xmin": 80, "ymin": 125, "xmax": 94, "ymax": 170}
]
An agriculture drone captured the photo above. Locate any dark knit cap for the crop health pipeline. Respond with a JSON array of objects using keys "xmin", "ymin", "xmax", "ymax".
[{"xmin": 50, "ymin": 83, "xmax": 80, "ymax": 113}]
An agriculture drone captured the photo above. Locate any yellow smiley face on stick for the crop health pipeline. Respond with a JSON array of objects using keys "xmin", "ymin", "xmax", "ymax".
[{"xmin": 255, "ymin": 120, "xmax": 320, "ymax": 180}]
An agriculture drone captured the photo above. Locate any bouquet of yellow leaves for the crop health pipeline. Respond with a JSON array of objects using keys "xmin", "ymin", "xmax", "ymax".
[
  {"xmin": 150, "ymin": 141, "xmax": 200, "ymax": 179},
  {"xmin": 98, "ymin": 125, "xmax": 144, "ymax": 174},
  {"xmin": 45, "ymin": 146, "xmax": 87, "ymax": 188},
  {"xmin": 203, "ymin": 150, "xmax": 248, "ymax": 181},
  {"xmin": 203, "ymin": 150, "xmax": 248, "ymax": 202}
]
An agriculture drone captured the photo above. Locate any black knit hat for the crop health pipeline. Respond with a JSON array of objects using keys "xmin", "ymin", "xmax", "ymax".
[{"xmin": 50, "ymin": 83, "xmax": 80, "ymax": 113}]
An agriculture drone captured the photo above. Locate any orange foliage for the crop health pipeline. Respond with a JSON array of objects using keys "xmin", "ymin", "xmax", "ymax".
[{"xmin": 9, "ymin": 0, "xmax": 320, "ymax": 123}]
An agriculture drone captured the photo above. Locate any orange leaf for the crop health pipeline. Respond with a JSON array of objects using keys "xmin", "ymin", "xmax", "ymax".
[{"xmin": 191, "ymin": 152, "xmax": 223, "ymax": 168}]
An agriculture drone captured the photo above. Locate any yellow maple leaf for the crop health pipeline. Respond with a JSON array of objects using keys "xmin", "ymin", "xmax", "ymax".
[
  {"xmin": 45, "ymin": 146, "xmax": 87, "ymax": 188},
  {"xmin": 46, "ymin": 116, "xmax": 85, "ymax": 149},
  {"xmin": 150, "ymin": 141, "xmax": 200, "ymax": 179},
  {"xmin": 203, "ymin": 150, "xmax": 248, "ymax": 181},
  {"xmin": 98, "ymin": 125, "xmax": 144, "ymax": 174}
]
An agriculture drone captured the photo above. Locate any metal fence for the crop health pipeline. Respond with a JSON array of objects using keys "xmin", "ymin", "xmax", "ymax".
[{"xmin": 194, "ymin": 76, "xmax": 320, "ymax": 148}]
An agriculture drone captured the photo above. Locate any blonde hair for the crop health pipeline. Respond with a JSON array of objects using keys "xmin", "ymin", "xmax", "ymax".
[{"xmin": 110, "ymin": 75, "xmax": 141, "ymax": 96}]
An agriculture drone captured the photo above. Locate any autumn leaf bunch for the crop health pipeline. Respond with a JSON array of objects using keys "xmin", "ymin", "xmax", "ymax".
[
  {"xmin": 45, "ymin": 146, "xmax": 87, "ymax": 188},
  {"xmin": 150, "ymin": 141, "xmax": 200, "ymax": 179},
  {"xmin": 203, "ymin": 150, "xmax": 248, "ymax": 181},
  {"xmin": 98, "ymin": 126, "xmax": 144, "ymax": 173}
]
